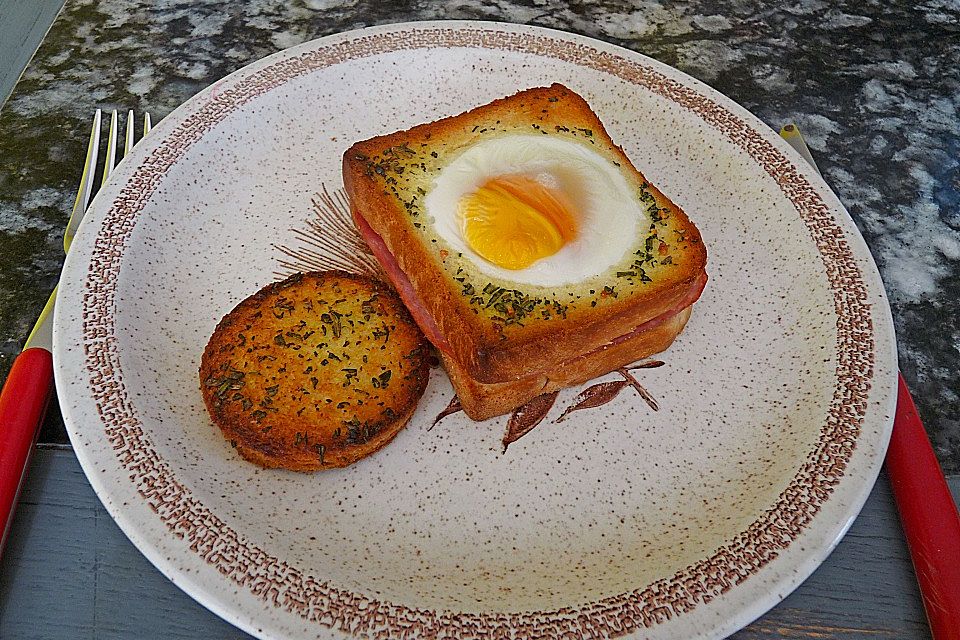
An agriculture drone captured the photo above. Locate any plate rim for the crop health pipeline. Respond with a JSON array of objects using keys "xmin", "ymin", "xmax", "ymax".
[{"xmin": 52, "ymin": 19, "xmax": 899, "ymax": 640}]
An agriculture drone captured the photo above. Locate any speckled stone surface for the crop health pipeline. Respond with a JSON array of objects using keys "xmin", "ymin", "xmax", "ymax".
[{"xmin": 1, "ymin": 0, "xmax": 958, "ymax": 473}]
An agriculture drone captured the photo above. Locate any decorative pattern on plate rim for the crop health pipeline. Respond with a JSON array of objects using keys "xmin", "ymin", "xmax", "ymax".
[{"xmin": 81, "ymin": 27, "xmax": 874, "ymax": 638}]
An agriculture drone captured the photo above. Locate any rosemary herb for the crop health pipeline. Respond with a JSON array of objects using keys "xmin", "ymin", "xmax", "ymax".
[
  {"xmin": 371, "ymin": 370, "xmax": 392, "ymax": 389},
  {"xmin": 272, "ymin": 297, "xmax": 295, "ymax": 319},
  {"xmin": 320, "ymin": 311, "xmax": 342, "ymax": 338}
]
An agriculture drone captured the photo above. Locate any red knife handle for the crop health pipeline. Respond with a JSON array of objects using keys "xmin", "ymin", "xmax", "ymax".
[
  {"xmin": 0, "ymin": 347, "xmax": 54, "ymax": 557},
  {"xmin": 886, "ymin": 374, "xmax": 960, "ymax": 640}
]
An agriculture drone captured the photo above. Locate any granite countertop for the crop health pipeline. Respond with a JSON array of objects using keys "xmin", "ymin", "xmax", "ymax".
[{"xmin": 1, "ymin": 0, "xmax": 958, "ymax": 475}]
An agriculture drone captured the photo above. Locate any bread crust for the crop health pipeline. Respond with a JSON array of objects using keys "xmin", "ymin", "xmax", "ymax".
[
  {"xmin": 343, "ymin": 84, "xmax": 706, "ymax": 417},
  {"xmin": 445, "ymin": 306, "xmax": 693, "ymax": 420},
  {"xmin": 199, "ymin": 271, "xmax": 429, "ymax": 471}
]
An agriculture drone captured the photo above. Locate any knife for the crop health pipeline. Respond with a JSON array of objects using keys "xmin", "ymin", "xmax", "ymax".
[{"xmin": 780, "ymin": 123, "xmax": 960, "ymax": 640}]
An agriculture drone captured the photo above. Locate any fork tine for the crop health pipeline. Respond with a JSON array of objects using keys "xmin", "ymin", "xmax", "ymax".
[
  {"xmin": 124, "ymin": 109, "xmax": 135, "ymax": 157},
  {"xmin": 64, "ymin": 110, "xmax": 102, "ymax": 253},
  {"xmin": 101, "ymin": 110, "xmax": 119, "ymax": 187},
  {"xmin": 64, "ymin": 109, "xmax": 150, "ymax": 253}
]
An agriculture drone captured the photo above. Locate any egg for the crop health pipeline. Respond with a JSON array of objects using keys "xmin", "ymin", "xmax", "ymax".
[
  {"xmin": 424, "ymin": 134, "xmax": 642, "ymax": 287},
  {"xmin": 459, "ymin": 174, "xmax": 579, "ymax": 270}
]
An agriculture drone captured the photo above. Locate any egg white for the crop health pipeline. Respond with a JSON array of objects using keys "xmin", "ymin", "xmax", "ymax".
[{"xmin": 424, "ymin": 134, "xmax": 642, "ymax": 287}]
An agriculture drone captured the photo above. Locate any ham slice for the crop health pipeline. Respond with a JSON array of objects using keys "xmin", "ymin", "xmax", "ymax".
[
  {"xmin": 596, "ymin": 272, "xmax": 705, "ymax": 348},
  {"xmin": 353, "ymin": 210, "xmax": 453, "ymax": 354},
  {"xmin": 571, "ymin": 271, "xmax": 706, "ymax": 364}
]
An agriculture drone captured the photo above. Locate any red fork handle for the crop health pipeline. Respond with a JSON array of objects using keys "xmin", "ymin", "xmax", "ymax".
[
  {"xmin": 0, "ymin": 347, "xmax": 54, "ymax": 556},
  {"xmin": 886, "ymin": 374, "xmax": 960, "ymax": 640}
]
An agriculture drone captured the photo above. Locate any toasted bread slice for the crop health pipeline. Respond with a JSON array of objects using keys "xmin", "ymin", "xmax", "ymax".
[
  {"xmin": 199, "ymin": 271, "xmax": 429, "ymax": 471},
  {"xmin": 444, "ymin": 307, "xmax": 693, "ymax": 419},
  {"xmin": 344, "ymin": 84, "xmax": 706, "ymax": 419}
]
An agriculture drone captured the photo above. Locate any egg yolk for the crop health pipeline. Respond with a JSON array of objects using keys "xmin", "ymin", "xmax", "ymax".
[{"xmin": 458, "ymin": 175, "xmax": 578, "ymax": 270}]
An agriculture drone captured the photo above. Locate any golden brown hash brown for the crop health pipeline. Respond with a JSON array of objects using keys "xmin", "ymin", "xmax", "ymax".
[{"xmin": 199, "ymin": 271, "xmax": 430, "ymax": 471}]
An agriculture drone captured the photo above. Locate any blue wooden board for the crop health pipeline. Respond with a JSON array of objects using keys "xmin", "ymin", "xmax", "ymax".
[
  {"xmin": 1, "ymin": 448, "xmax": 950, "ymax": 639},
  {"xmin": 0, "ymin": 0, "xmax": 64, "ymax": 109}
]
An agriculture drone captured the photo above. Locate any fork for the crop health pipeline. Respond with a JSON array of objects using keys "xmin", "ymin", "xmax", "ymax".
[{"xmin": 0, "ymin": 109, "xmax": 152, "ymax": 557}]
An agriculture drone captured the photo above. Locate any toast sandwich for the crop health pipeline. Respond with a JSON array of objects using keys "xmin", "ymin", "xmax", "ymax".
[{"xmin": 344, "ymin": 84, "xmax": 706, "ymax": 420}]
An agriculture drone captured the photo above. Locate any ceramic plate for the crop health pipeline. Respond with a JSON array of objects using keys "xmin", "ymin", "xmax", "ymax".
[{"xmin": 54, "ymin": 21, "xmax": 897, "ymax": 640}]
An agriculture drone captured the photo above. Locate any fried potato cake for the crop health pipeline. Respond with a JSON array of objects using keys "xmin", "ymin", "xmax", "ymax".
[{"xmin": 199, "ymin": 271, "xmax": 429, "ymax": 471}]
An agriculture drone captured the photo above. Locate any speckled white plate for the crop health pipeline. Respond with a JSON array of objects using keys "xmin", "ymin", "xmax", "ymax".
[{"xmin": 53, "ymin": 21, "xmax": 897, "ymax": 640}]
